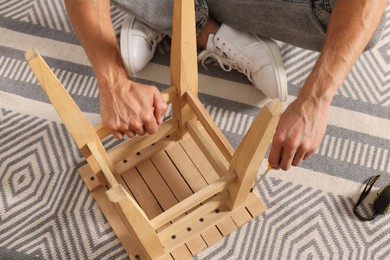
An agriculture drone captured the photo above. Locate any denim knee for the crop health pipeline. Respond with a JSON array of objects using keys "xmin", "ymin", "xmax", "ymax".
[
  {"xmin": 112, "ymin": 0, "xmax": 209, "ymax": 36},
  {"xmin": 312, "ymin": 0, "xmax": 386, "ymax": 51}
]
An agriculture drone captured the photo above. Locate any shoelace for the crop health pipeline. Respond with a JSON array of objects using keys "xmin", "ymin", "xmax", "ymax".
[
  {"xmin": 147, "ymin": 32, "xmax": 166, "ymax": 49},
  {"xmin": 198, "ymin": 46, "xmax": 255, "ymax": 84},
  {"xmin": 139, "ymin": 21, "xmax": 166, "ymax": 49}
]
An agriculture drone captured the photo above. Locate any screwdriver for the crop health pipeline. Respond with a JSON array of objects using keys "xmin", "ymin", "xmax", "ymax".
[{"xmin": 250, "ymin": 164, "xmax": 273, "ymax": 192}]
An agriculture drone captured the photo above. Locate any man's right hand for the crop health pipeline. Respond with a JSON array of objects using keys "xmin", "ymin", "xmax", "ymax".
[
  {"xmin": 64, "ymin": 0, "xmax": 167, "ymax": 139},
  {"xmin": 99, "ymin": 78, "xmax": 168, "ymax": 139}
]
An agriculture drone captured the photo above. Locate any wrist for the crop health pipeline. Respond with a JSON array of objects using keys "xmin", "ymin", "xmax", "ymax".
[
  {"xmin": 95, "ymin": 52, "xmax": 130, "ymax": 91},
  {"xmin": 299, "ymin": 66, "xmax": 339, "ymax": 106}
]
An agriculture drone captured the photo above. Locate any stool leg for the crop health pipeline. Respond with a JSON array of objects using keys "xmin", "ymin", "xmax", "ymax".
[
  {"xmin": 227, "ymin": 99, "xmax": 281, "ymax": 209},
  {"xmin": 170, "ymin": 0, "xmax": 198, "ymax": 138},
  {"xmin": 24, "ymin": 48, "xmax": 115, "ymax": 181}
]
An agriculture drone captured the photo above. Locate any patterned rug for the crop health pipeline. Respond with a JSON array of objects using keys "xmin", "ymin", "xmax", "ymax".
[{"xmin": 1, "ymin": 1, "xmax": 390, "ymax": 259}]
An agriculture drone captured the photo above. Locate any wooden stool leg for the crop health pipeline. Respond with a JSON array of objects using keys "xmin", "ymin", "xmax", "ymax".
[
  {"xmin": 24, "ymin": 48, "xmax": 115, "ymax": 184},
  {"xmin": 170, "ymin": 0, "xmax": 198, "ymax": 138},
  {"xmin": 25, "ymin": 49, "xmax": 167, "ymax": 259},
  {"xmin": 107, "ymin": 185, "xmax": 167, "ymax": 259},
  {"xmin": 227, "ymin": 99, "xmax": 282, "ymax": 209}
]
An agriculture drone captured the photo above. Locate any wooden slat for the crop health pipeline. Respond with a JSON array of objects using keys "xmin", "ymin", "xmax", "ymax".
[
  {"xmin": 137, "ymin": 160, "xmax": 179, "ymax": 211},
  {"xmin": 170, "ymin": 245, "xmax": 192, "ymax": 260},
  {"xmin": 185, "ymin": 91, "xmax": 234, "ymax": 162},
  {"xmin": 155, "ymin": 135, "xmax": 229, "ymax": 251},
  {"xmin": 121, "ymin": 167, "xmax": 163, "ymax": 220},
  {"xmin": 151, "ymin": 151, "xmax": 193, "ymax": 202},
  {"xmin": 165, "ymin": 141, "xmax": 208, "ymax": 192},
  {"xmin": 216, "ymin": 218, "xmax": 237, "ymax": 237},
  {"xmin": 186, "ymin": 236, "xmax": 208, "ymax": 256},
  {"xmin": 228, "ymin": 99, "xmax": 281, "ymax": 210},
  {"xmin": 186, "ymin": 121, "xmax": 229, "ymax": 177},
  {"xmin": 245, "ymin": 192, "xmax": 267, "ymax": 217},
  {"xmin": 95, "ymin": 86, "xmax": 178, "ymax": 139},
  {"xmin": 180, "ymin": 134, "xmax": 220, "ymax": 183},
  {"xmin": 108, "ymin": 117, "xmax": 178, "ymax": 165},
  {"xmin": 116, "ymin": 173, "xmax": 135, "ymax": 197},
  {"xmin": 230, "ymin": 207, "xmax": 253, "ymax": 228},
  {"xmin": 201, "ymin": 226, "xmax": 223, "ymax": 246}
]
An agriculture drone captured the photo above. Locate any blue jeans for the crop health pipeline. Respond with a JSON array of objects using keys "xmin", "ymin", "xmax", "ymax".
[{"xmin": 112, "ymin": 0, "xmax": 386, "ymax": 51}]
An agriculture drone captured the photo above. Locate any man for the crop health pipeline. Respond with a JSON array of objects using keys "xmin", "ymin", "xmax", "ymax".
[{"xmin": 64, "ymin": 0, "xmax": 387, "ymax": 170}]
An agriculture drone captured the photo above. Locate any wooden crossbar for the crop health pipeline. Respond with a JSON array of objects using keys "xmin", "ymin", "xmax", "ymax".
[
  {"xmin": 185, "ymin": 91, "xmax": 234, "ymax": 161},
  {"xmin": 187, "ymin": 120, "xmax": 229, "ymax": 176},
  {"xmin": 108, "ymin": 117, "xmax": 178, "ymax": 165},
  {"xmin": 150, "ymin": 172, "xmax": 235, "ymax": 229},
  {"xmin": 157, "ymin": 192, "xmax": 229, "ymax": 242}
]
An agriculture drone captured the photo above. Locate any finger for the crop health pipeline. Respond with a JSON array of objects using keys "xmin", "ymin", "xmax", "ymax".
[
  {"xmin": 268, "ymin": 134, "xmax": 284, "ymax": 169},
  {"xmin": 279, "ymin": 146, "xmax": 296, "ymax": 171},
  {"xmin": 124, "ymin": 130, "xmax": 136, "ymax": 138},
  {"xmin": 292, "ymin": 147, "xmax": 306, "ymax": 166},
  {"xmin": 153, "ymin": 91, "xmax": 168, "ymax": 124},
  {"xmin": 303, "ymin": 152, "xmax": 312, "ymax": 160},
  {"xmin": 142, "ymin": 112, "xmax": 158, "ymax": 135},
  {"xmin": 130, "ymin": 122, "xmax": 146, "ymax": 136},
  {"xmin": 112, "ymin": 131, "xmax": 125, "ymax": 139}
]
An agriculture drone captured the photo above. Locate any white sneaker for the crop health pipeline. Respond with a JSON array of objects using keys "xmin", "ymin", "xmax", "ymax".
[
  {"xmin": 120, "ymin": 15, "xmax": 166, "ymax": 76},
  {"xmin": 198, "ymin": 24, "xmax": 287, "ymax": 101}
]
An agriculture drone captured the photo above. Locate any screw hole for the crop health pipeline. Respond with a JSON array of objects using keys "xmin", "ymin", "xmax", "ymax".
[
  {"xmin": 199, "ymin": 218, "xmax": 204, "ymax": 222},
  {"xmin": 135, "ymin": 255, "xmax": 141, "ymax": 259},
  {"xmin": 187, "ymin": 227, "xmax": 192, "ymax": 232},
  {"xmin": 166, "ymin": 135, "xmax": 170, "ymax": 138},
  {"xmin": 151, "ymin": 143, "xmax": 156, "ymax": 146},
  {"xmin": 136, "ymin": 152, "xmax": 141, "ymax": 156},
  {"xmin": 123, "ymin": 159, "xmax": 128, "ymax": 163},
  {"xmin": 215, "ymin": 209, "xmax": 220, "ymax": 214},
  {"xmin": 171, "ymin": 235, "xmax": 176, "ymax": 240},
  {"xmin": 90, "ymin": 176, "xmax": 95, "ymax": 181}
]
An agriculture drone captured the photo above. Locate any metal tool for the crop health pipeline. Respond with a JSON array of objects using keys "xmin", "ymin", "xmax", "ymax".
[{"xmin": 251, "ymin": 164, "xmax": 273, "ymax": 192}]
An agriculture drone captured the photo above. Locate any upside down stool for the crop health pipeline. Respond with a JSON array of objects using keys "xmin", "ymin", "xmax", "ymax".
[{"xmin": 25, "ymin": 0, "xmax": 282, "ymax": 259}]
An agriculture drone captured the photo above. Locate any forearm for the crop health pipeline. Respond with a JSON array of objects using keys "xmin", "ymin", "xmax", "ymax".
[
  {"xmin": 299, "ymin": 0, "xmax": 387, "ymax": 105},
  {"xmin": 269, "ymin": 0, "xmax": 387, "ymax": 170},
  {"xmin": 64, "ymin": 0, "xmax": 128, "ymax": 88}
]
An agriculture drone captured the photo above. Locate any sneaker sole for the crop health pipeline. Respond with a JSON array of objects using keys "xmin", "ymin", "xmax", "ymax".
[
  {"xmin": 257, "ymin": 37, "xmax": 288, "ymax": 101},
  {"xmin": 120, "ymin": 16, "xmax": 137, "ymax": 76}
]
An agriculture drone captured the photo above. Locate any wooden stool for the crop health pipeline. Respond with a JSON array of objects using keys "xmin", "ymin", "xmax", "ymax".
[{"xmin": 25, "ymin": 0, "xmax": 281, "ymax": 259}]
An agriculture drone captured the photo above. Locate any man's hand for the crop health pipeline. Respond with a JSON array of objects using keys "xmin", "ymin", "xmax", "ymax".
[
  {"xmin": 64, "ymin": 0, "xmax": 168, "ymax": 139},
  {"xmin": 267, "ymin": 0, "xmax": 387, "ymax": 171},
  {"xmin": 99, "ymin": 79, "xmax": 167, "ymax": 139},
  {"xmin": 268, "ymin": 96, "xmax": 329, "ymax": 170}
]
